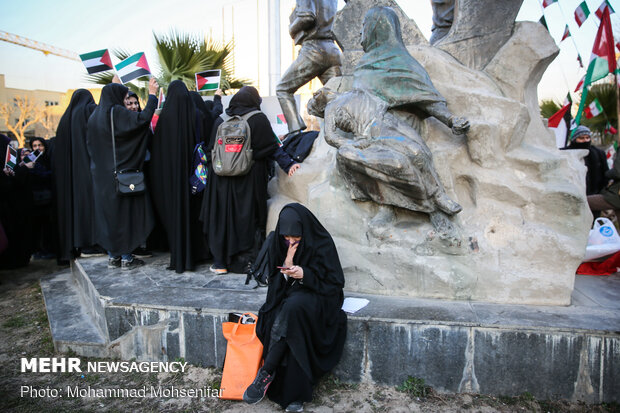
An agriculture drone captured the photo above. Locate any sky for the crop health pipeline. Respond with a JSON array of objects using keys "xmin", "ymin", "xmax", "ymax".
[{"xmin": 0, "ymin": 0, "xmax": 619, "ymax": 102}]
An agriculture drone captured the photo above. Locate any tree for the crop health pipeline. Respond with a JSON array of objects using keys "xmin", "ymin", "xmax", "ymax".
[
  {"xmin": 0, "ymin": 96, "xmax": 44, "ymax": 147},
  {"xmin": 39, "ymin": 106, "xmax": 62, "ymax": 139}
]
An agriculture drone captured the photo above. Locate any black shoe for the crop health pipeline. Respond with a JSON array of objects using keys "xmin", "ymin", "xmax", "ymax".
[
  {"xmin": 285, "ymin": 401, "xmax": 304, "ymax": 412},
  {"xmin": 132, "ymin": 247, "xmax": 153, "ymax": 258},
  {"xmin": 242, "ymin": 367, "xmax": 275, "ymax": 404},
  {"xmin": 108, "ymin": 257, "xmax": 121, "ymax": 268},
  {"xmin": 121, "ymin": 257, "xmax": 145, "ymax": 271}
]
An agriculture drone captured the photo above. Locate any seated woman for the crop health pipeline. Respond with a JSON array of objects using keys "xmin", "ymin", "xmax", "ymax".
[{"xmin": 243, "ymin": 203, "xmax": 347, "ymax": 412}]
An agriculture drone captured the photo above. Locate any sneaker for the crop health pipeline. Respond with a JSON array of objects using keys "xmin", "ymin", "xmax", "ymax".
[
  {"xmin": 242, "ymin": 367, "xmax": 275, "ymax": 404},
  {"xmin": 209, "ymin": 265, "xmax": 228, "ymax": 275},
  {"xmin": 132, "ymin": 247, "xmax": 153, "ymax": 258},
  {"xmin": 285, "ymin": 401, "xmax": 304, "ymax": 412},
  {"xmin": 121, "ymin": 258, "xmax": 145, "ymax": 271},
  {"xmin": 108, "ymin": 257, "xmax": 121, "ymax": 268}
]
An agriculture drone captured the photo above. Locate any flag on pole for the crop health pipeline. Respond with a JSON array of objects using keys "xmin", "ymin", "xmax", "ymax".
[
  {"xmin": 577, "ymin": 54, "xmax": 584, "ymax": 68},
  {"xmin": 605, "ymin": 141, "xmax": 617, "ymax": 168},
  {"xmin": 605, "ymin": 122, "xmax": 618, "ymax": 135},
  {"xmin": 575, "ymin": 75, "xmax": 585, "ymax": 92},
  {"xmin": 561, "ymin": 25, "xmax": 571, "ymax": 42},
  {"xmin": 195, "ymin": 70, "xmax": 221, "ymax": 92},
  {"xmin": 114, "ymin": 52, "xmax": 151, "ymax": 84},
  {"xmin": 539, "ymin": 15, "xmax": 549, "ymax": 30},
  {"xmin": 542, "ymin": 0, "xmax": 558, "ymax": 8},
  {"xmin": 157, "ymin": 88, "xmax": 166, "ymax": 110},
  {"xmin": 595, "ymin": 0, "xmax": 615, "ymax": 19},
  {"xmin": 584, "ymin": 98, "xmax": 604, "ymax": 118},
  {"xmin": 574, "ymin": 1, "xmax": 591, "ymax": 26},
  {"xmin": 548, "ymin": 104, "xmax": 572, "ymax": 148},
  {"xmin": 79, "ymin": 49, "xmax": 113, "ymax": 74},
  {"xmin": 573, "ymin": 7, "xmax": 616, "ymax": 131},
  {"xmin": 4, "ymin": 145, "xmax": 17, "ymax": 170}
]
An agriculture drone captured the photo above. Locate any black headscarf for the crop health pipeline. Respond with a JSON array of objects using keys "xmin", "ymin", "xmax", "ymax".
[
  {"xmin": 53, "ymin": 89, "xmax": 96, "ymax": 260},
  {"xmin": 353, "ymin": 6, "xmax": 445, "ymax": 108},
  {"xmin": 150, "ymin": 80, "xmax": 207, "ymax": 272},
  {"xmin": 256, "ymin": 203, "xmax": 347, "ymax": 408},
  {"xmin": 86, "ymin": 82, "xmax": 157, "ymax": 255},
  {"xmin": 225, "ymin": 86, "xmax": 262, "ymax": 116}
]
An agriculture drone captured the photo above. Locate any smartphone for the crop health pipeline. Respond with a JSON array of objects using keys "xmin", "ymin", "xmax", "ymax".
[{"xmin": 277, "ymin": 266, "xmax": 292, "ymax": 270}]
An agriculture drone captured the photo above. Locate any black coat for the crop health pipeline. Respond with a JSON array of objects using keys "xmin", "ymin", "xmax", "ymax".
[
  {"xmin": 199, "ymin": 86, "xmax": 279, "ymax": 266},
  {"xmin": 52, "ymin": 89, "xmax": 96, "ymax": 260},
  {"xmin": 86, "ymin": 83, "xmax": 157, "ymax": 256},
  {"xmin": 150, "ymin": 80, "xmax": 207, "ymax": 272},
  {"xmin": 256, "ymin": 203, "xmax": 347, "ymax": 408}
]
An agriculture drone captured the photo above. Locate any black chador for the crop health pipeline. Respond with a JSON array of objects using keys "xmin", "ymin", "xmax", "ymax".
[
  {"xmin": 150, "ymin": 80, "xmax": 207, "ymax": 272},
  {"xmin": 256, "ymin": 203, "xmax": 347, "ymax": 408},
  {"xmin": 86, "ymin": 83, "xmax": 156, "ymax": 256},
  {"xmin": 199, "ymin": 86, "xmax": 280, "ymax": 270},
  {"xmin": 52, "ymin": 89, "xmax": 96, "ymax": 261}
]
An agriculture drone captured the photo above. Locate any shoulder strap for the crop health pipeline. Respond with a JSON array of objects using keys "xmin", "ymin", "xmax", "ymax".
[
  {"xmin": 110, "ymin": 109, "xmax": 118, "ymax": 175},
  {"xmin": 240, "ymin": 110, "xmax": 262, "ymax": 121}
]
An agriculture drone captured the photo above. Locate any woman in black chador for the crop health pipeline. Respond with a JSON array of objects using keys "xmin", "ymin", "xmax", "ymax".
[
  {"xmin": 86, "ymin": 79, "xmax": 158, "ymax": 270},
  {"xmin": 199, "ymin": 86, "xmax": 281, "ymax": 274},
  {"xmin": 150, "ymin": 80, "xmax": 208, "ymax": 273},
  {"xmin": 53, "ymin": 89, "xmax": 97, "ymax": 262},
  {"xmin": 243, "ymin": 203, "xmax": 347, "ymax": 412}
]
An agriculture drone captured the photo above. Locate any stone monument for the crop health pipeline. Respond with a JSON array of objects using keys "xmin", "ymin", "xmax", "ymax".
[{"xmin": 268, "ymin": 0, "xmax": 591, "ymax": 306}]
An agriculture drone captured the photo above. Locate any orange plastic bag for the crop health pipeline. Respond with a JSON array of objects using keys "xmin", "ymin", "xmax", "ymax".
[{"xmin": 219, "ymin": 313, "xmax": 263, "ymax": 400}]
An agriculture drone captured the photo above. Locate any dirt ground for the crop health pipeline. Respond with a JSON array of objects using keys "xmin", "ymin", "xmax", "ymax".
[{"xmin": 0, "ymin": 261, "xmax": 618, "ymax": 413}]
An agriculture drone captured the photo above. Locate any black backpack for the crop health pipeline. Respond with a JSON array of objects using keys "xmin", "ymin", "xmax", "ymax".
[{"xmin": 245, "ymin": 231, "xmax": 275, "ymax": 288}]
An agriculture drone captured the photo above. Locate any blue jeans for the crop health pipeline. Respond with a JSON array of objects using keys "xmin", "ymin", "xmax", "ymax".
[{"xmin": 108, "ymin": 252, "xmax": 133, "ymax": 261}]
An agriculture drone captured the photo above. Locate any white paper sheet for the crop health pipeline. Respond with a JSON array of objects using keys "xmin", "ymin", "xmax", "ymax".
[{"xmin": 341, "ymin": 297, "xmax": 370, "ymax": 314}]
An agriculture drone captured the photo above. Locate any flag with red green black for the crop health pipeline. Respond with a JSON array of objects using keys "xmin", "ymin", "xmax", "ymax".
[
  {"xmin": 115, "ymin": 52, "xmax": 151, "ymax": 84},
  {"xmin": 79, "ymin": 49, "xmax": 113, "ymax": 74},
  {"xmin": 195, "ymin": 70, "xmax": 221, "ymax": 92}
]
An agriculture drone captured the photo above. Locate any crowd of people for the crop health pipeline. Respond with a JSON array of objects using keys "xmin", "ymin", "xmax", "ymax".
[{"xmin": 1, "ymin": 79, "xmax": 302, "ymax": 273}]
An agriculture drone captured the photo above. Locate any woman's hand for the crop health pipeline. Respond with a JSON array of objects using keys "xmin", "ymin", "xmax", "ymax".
[
  {"xmin": 148, "ymin": 78, "xmax": 159, "ymax": 96},
  {"xmin": 283, "ymin": 241, "xmax": 299, "ymax": 268},
  {"xmin": 288, "ymin": 163, "xmax": 300, "ymax": 177},
  {"xmin": 282, "ymin": 265, "xmax": 304, "ymax": 280}
]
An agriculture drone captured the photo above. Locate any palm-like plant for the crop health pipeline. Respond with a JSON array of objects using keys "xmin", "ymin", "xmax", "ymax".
[
  {"xmin": 539, "ymin": 99, "xmax": 562, "ymax": 119},
  {"xmin": 154, "ymin": 30, "xmax": 248, "ymax": 93}
]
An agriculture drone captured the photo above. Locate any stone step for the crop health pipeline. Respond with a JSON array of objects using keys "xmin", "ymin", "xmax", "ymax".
[{"xmin": 40, "ymin": 270, "xmax": 108, "ymax": 358}]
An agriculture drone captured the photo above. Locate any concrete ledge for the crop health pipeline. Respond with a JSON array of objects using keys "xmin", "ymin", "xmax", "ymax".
[{"xmin": 41, "ymin": 255, "xmax": 620, "ymax": 403}]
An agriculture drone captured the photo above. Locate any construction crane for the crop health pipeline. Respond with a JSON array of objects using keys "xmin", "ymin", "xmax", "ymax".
[{"xmin": 0, "ymin": 30, "xmax": 80, "ymax": 61}]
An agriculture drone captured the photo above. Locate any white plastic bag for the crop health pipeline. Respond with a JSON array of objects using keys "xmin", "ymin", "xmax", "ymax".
[{"xmin": 584, "ymin": 217, "xmax": 620, "ymax": 261}]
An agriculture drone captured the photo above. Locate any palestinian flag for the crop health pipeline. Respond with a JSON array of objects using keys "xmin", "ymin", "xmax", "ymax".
[
  {"xmin": 276, "ymin": 114, "xmax": 287, "ymax": 124},
  {"xmin": 595, "ymin": 0, "xmax": 615, "ymax": 19},
  {"xmin": 115, "ymin": 52, "xmax": 151, "ymax": 84},
  {"xmin": 157, "ymin": 88, "xmax": 165, "ymax": 110},
  {"xmin": 575, "ymin": 75, "xmax": 585, "ymax": 92},
  {"xmin": 584, "ymin": 98, "xmax": 604, "ymax": 118},
  {"xmin": 195, "ymin": 70, "xmax": 221, "ymax": 92},
  {"xmin": 4, "ymin": 145, "xmax": 17, "ymax": 170},
  {"xmin": 575, "ymin": 1, "xmax": 590, "ymax": 27},
  {"xmin": 79, "ymin": 49, "xmax": 113, "ymax": 74},
  {"xmin": 548, "ymin": 104, "xmax": 571, "ymax": 148},
  {"xmin": 542, "ymin": 0, "xmax": 557, "ymax": 8},
  {"xmin": 573, "ymin": 8, "xmax": 616, "ymax": 131},
  {"xmin": 561, "ymin": 25, "xmax": 571, "ymax": 42}
]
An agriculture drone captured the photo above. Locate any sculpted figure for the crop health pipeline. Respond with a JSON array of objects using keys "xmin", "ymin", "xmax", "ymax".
[
  {"xmin": 309, "ymin": 6, "xmax": 471, "ymax": 240},
  {"xmin": 430, "ymin": 0, "xmax": 455, "ymax": 45},
  {"xmin": 277, "ymin": 0, "xmax": 342, "ymax": 134},
  {"xmin": 354, "ymin": 6, "xmax": 469, "ymax": 135}
]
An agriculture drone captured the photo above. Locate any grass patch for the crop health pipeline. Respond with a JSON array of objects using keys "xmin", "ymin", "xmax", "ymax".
[
  {"xmin": 3, "ymin": 315, "xmax": 27, "ymax": 328},
  {"xmin": 396, "ymin": 376, "xmax": 431, "ymax": 398}
]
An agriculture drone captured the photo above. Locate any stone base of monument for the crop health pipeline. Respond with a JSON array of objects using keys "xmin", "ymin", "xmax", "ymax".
[{"xmin": 41, "ymin": 254, "xmax": 620, "ymax": 403}]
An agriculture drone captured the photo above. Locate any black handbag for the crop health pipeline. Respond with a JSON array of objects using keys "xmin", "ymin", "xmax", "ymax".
[{"xmin": 111, "ymin": 109, "xmax": 145, "ymax": 196}]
